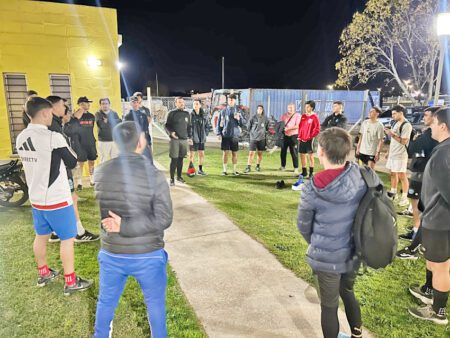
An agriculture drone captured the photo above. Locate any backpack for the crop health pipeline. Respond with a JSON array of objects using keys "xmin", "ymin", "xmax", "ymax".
[
  {"xmin": 398, "ymin": 120, "xmax": 417, "ymax": 145},
  {"xmin": 352, "ymin": 166, "xmax": 398, "ymax": 269}
]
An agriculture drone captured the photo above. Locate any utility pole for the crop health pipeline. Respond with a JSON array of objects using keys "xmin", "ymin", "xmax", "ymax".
[
  {"xmin": 156, "ymin": 72, "xmax": 159, "ymax": 97},
  {"xmin": 222, "ymin": 56, "xmax": 224, "ymax": 89}
]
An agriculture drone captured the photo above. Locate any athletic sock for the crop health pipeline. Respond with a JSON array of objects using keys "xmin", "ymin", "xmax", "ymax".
[
  {"xmin": 76, "ymin": 220, "xmax": 85, "ymax": 236},
  {"xmin": 302, "ymin": 167, "xmax": 307, "ymax": 176},
  {"xmin": 390, "ymin": 187, "xmax": 397, "ymax": 194},
  {"xmin": 256, "ymin": 164, "xmax": 260, "ymax": 168},
  {"xmin": 432, "ymin": 289, "xmax": 449, "ymax": 315},
  {"xmin": 65, "ymin": 272, "xmax": 76, "ymax": 286},
  {"xmin": 309, "ymin": 167, "xmax": 314, "ymax": 177},
  {"xmin": 199, "ymin": 165, "xmax": 203, "ymax": 171},
  {"xmin": 401, "ymin": 192, "xmax": 408, "ymax": 199},
  {"xmin": 223, "ymin": 164, "xmax": 227, "ymax": 173},
  {"xmin": 233, "ymin": 164, "xmax": 237, "ymax": 173},
  {"xmin": 38, "ymin": 265, "xmax": 50, "ymax": 277},
  {"xmin": 423, "ymin": 269, "xmax": 433, "ymax": 291}
]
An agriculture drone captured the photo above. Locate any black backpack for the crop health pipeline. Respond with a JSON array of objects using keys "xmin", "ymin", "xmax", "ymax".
[
  {"xmin": 353, "ymin": 166, "xmax": 398, "ymax": 269},
  {"xmin": 399, "ymin": 120, "xmax": 417, "ymax": 145}
]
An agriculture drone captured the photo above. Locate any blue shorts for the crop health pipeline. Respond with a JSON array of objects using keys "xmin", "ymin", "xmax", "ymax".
[{"xmin": 32, "ymin": 205, "xmax": 77, "ymax": 240}]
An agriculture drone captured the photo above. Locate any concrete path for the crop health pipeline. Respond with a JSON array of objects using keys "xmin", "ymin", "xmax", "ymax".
[{"xmin": 163, "ymin": 180, "xmax": 370, "ymax": 338}]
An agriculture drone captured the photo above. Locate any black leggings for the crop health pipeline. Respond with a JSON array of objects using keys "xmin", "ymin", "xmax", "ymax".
[
  {"xmin": 315, "ymin": 270, "xmax": 362, "ymax": 338},
  {"xmin": 410, "ymin": 225, "xmax": 422, "ymax": 251},
  {"xmin": 280, "ymin": 135, "xmax": 298, "ymax": 168},
  {"xmin": 170, "ymin": 157, "xmax": 184, "ymax": 180}
]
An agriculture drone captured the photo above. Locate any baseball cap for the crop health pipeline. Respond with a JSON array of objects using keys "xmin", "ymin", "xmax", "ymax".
[
  {"xmin": 130, "ymin": 96, "xmax": 139, "ymax": 102},
  {"xmin": 77, "ymin": 96, "xmax": 93, "ymax": 104},
  {"xmin": 133, "ymin": 92, "xmax": 143, "ymax": 98}
]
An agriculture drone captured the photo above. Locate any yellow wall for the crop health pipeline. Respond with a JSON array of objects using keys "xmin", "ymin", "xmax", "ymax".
[{"xmin": 0, "ymin": 0, "xmax": 121, "ymax": 159}]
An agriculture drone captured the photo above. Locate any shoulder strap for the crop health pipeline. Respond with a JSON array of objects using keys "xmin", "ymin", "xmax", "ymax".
[
  {"xmin": 359, "ymin": 166, "xmax": 377, "ymax": 188},
  {"xmin": 398, "ymin": 120, "xmax": 408, "ymax": 135},
  {"xmin": 285, "ymin": 113, "xmax": 296, "ymax": 126}
]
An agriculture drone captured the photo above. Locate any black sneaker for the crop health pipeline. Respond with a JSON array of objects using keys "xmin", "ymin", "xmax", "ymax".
[
  {"xmin": 75, "ymin": 231, "xmax": 100, "ymax": 243},
  {"xmin": 409, "ymin": 285, "xmax": 433, "ymax": 305},
  {"xmin": 197, "ymin": 169, "xmax": 207, "ymax": 176},
  {"xmin": 398, "ymin": 209, "xmax": 413, "ymax": 217},
  {"xmin": 387, "ymin": 192, "xmax": 396, "ymax": 200},
  {"xmin": 222, "ymin": 172, "xmax": 228, "ymax": 176},
  {"xmin": 48, "ymin": 233, "xmax": 60, "ymax": 242},
  {"xmin": 244, "ymin": 167, "xmax": 251, "ymax": 173},
  {"xmin": 77, "ymin": 184, "xmax": 83, "ymax": 192},
  {"xmin": 63, "ymin": 276, "xmax": 93, "ymax": 296},
  {"xmin": 233, "ymin": 171, "xmax": 240, "ymax": 176},
  {"xmin": 256, "ymin": 166, "xmax": 261, "ymax": 172},
  {"xmin": 37, "ymin": 268, "xmax": 60, "ymax": 287},
  {"xmin": 408, "ymin": 305, "xmax": 448, "ymax": 325},
  {"xmin": 396, "ymin": 246, "xmax": 419, "ymax": 260},
  {"xmin": 176, "ymin": 176, "xmax": 186, "ymax": 184},
  {"xmin": 399, "ymin": 230, "xmax": 415, "ymax": 241}
]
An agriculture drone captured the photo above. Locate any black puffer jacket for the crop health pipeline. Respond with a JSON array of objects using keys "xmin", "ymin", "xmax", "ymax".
[{"xmin": 94, "ymin": 153, "xmax": 173, "ymax": 254}]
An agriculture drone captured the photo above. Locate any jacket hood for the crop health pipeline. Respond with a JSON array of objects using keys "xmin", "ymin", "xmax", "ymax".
[{"xmin": 310, "ymin": 162, "xmax": 363, "ymax": 203}]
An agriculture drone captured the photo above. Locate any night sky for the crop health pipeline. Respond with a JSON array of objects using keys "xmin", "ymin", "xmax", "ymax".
[{"xmin": 47, "ymin": 0, "xmax": 366, "ymax": 96}]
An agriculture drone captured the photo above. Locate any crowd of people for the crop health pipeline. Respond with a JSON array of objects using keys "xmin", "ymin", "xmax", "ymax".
[{"xmin": 16, "ymin": 90, "xmax": 450, "ymax": 337}]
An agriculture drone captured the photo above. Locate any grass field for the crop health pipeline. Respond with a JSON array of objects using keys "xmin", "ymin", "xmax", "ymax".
[
  {"xmin": 154, "ymin": 141, "xmax": 450, "ymax": 338},
  {"xmin": 0, "ymin": 188, "xmax": 206, "ymax": 338}
]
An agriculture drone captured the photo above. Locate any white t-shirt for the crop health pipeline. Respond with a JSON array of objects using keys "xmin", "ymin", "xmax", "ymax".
[
  {"xmin": 16, "ymin": 124, "xmax": 74, "ymax": 210},
  {"xmin": 359, "ymin": 119, "xmax": 384, "ymax": 156},
  {"xmin": 388, "ymin": 120, "xmax": 412, "ymax": 160}
]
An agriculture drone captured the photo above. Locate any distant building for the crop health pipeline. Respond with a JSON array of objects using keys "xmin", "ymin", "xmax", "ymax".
[{"xmin": 0, "ymin": 0, "xmax": 122, "ymax": 158}]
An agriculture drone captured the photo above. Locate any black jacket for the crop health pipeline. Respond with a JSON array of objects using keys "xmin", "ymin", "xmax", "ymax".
[
  {"xmin": 421, "ymin": 138, "xmax": 450, "ymax": 231},
  {"xmin": 63, "ymin": 117, "xmax": 82, "ymax": 158},
  {"xmin": 189, "ymin": 108, "xmax": 209, "ymax": 144},
  {"xmin": 124, "ymin": 110, "xmax": 151, "ymax": 145},
  {"xmin": 407, "ymin": 128, "xmax": 438, "ymax": 172},
  {"xmin": 247, "ymin": 113, "xmax": 269, "ymax": 142},
  {"xmin": 321, "ymin": 113, "xmax": 348, "ymax": 130},
  {"xmin": 165, "ymin": 109, "xmax": 191, "ymax": 140},
  {"xmin": 95, "ymin": 110, "xmax": 122, "ymax": 142},
  {"xmin": 94, "ymin": 153, "xmax": 173, "ymax": 254}
]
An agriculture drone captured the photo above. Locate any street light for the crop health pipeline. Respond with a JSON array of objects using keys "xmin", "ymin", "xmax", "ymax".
[
  {"xmin": 87, "ymin": 57, "xmax": 102, "ymax": 68},
  {"xmin": 116, "ymin": 61, "xmax": 125, "ymax": 70},
  {"xmin": 327, "ymin": 84, "xmax": 333, "ymax": 90},
  {"xmin": 434, "ymin": 12, "xmax": 450, "ymax": 105}
]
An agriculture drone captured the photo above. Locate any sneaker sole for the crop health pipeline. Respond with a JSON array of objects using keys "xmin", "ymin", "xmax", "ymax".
[
  {"xmin": 75, "ymin": 238, "xmax": 100, "ymax": 243},
  {"xmin": 37, "ymin": 277, "xmax": 58, "ymax": 287},
  {"xmin": 409, "ymin": 288, "xmax": 433, "ymax": 305},
  {"xmin": 408, "ymin": 309, "xmax": 448, "ymax": 325},
  {"xmin": 64, "ymin": 287, "xmax": 90, "ymax": 296},
  {"xmin": 397, "ymin": 254, "xmax": 419, "ymax": 260}
]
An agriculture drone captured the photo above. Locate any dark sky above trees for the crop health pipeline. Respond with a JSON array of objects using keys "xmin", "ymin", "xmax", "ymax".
[{"xmin": 47, "ymin": 0, "xmax": 366, "ymax": 95}]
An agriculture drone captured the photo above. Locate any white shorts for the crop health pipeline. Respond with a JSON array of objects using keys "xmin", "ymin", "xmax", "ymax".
[{"xmin": 386, "ymin": 157, "xmax": 408, "ymax": 173}]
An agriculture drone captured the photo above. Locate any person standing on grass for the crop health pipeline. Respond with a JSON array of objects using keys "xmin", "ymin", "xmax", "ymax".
[
  {"xmin": 216, "ymin": 94, "xmax": 246, "ymax": 176},
  {"xmin": 124, "ymin": 96, "xmax": 152, "ymax": 160},
  {"xmin": 93, "ymin": 121, "xmax": 172, "ymax": 338},
  {"xmin": 244, "ymin": 105, "xmax": 269, "ymax": 173},
  {"xmin": 133, "ymin": 91, "xmax": 152, "ymax": 125},
  {"xmin": 165, "ymin": 97, "xmax": 192, "ymax": 186},
  {"xmin": 73, "ymin": 96, "xmax": 97, "ymax": 190},
  {"xmin": 355, "ymin": 106, "xmax": 384, "ymax": 169},
  {"xmin": 321, "ymin": 101, "xmax": 347, "ymax": 130},
  {"xmin": 187, "ymin": 99, "xmax": 210, "ymax": 176},
  {"xmin": 298, "ymin": 127, "xmax": 372, "ymax": 338},
  {"xmin": 384, "ymin": 105, "xmax": 413, "ymax": 207},
  {"xmin": 298, "ymin": 100, "xmax": 320, "ymax": 178},
  {"xmin": 95, "ymin": 98, "xmax": 121, "ymax": 164},
  {"xmin": 396, "ymin": 107, "xmax": 439, "ymax": 246},
  {"xmin": 408, "ymin": 107, "xmax": 450, "ymax": 326},
  {"xmin": 46, "ymin": 96, "xmax": 99, "ymax": 244},
  {"xmin": 279, "ymin": 103, "xmax": 301, "ymax": 173},
  {"xmin": 17, "ymin": 97, "xmax": 92, "ymax": 295}
]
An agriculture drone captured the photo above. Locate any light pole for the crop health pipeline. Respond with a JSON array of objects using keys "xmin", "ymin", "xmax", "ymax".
[
  {"xmin": 222, "ymin": 57, "xmax": 225, "ymax": 89},
  {"xmin": 435, "ymin": 12, "xmax": 450, "ymax": 105}
]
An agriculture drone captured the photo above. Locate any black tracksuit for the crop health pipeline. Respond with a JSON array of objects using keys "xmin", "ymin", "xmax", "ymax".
[
  {"xmin": 165, "ymin": 109, "xmax": 191, "ymax": 139},
  {"xmin": 95, "ymin": 110, "xmax": 122, "ymax": 142},
  {"xmin": 189, "ymin": 109, "xmax": 209, "ymax": 144},
  {"xmin": 321, "ymin": 113, "xmax": 347, "ymax": 130}
]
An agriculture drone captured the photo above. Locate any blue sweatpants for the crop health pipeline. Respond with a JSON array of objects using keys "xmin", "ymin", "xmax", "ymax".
[{"xmin": 94, "ymin": 249, "xmax": 168, "ymax": 338}]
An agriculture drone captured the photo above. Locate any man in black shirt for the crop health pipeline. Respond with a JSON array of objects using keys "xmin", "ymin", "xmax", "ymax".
[
  {"xmin": 73, "ymin": 96, "xmax": 97, "ymax": 189},
  {"xmin": 321, "ymin": 101, "xmax": 347, "ymax": 130},
  {"xmin": 95, "ymin": 98, "xmax": 121, "ymax": 164},
  {"xmin": 165, "ymin": 97, "xmax": 192, "ymax": 186}
]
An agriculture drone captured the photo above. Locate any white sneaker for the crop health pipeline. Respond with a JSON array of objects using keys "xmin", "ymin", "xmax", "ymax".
[
  {"xmin": 279, "ymin": 166, "xmax": 286, "ymax": 171},
  {"xmin": 399, "ymin": 197, "xmax": 409, "ymax": 207},
  {"xmin": 294, "ymin": 168, "xmax": 299, "ymax": 175}
]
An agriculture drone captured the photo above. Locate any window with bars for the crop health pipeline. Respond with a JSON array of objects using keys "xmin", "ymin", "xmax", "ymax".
[
  {"xmin": 49, "ymin": 74, "xmax": 72, "ymax": 109},
  {"xmin": 3, "ymin": 73, "xmax": 28, "ymax": 154}
]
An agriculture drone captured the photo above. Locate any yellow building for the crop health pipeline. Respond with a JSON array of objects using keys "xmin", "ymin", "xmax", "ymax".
[{"xmin": 0, "ymin": 0, "xmax": 122, "ymax": 159}]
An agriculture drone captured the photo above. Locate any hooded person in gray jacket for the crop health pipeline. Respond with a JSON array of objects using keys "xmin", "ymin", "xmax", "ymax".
[
  {"xmin": 297, "ymin": 127, "xmax": 373, "ymax": 338},
  {"xmin": 93, "ymin": 121, "xmax": 172, "ymax": 338},
  {"xmin": 244, "ymin": 105, "xmax": 269, "ymax": 173}
]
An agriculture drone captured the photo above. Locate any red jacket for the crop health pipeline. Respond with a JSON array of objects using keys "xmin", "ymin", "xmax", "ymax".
[{"xmin": 298, "ymin": 113, "xmax": 320, "ymax": 141}]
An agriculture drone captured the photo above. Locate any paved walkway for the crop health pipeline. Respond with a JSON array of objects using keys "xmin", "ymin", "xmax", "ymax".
[{"xmin": 160, "ymin": 172, "xmax": 372, "ymax": 337}]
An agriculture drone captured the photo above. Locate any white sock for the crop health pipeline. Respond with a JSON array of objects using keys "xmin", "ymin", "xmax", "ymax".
[
  {"xmin": 223, "ymin": 164, "xmax": 227, "ymax": 172},
  {"xmin": 233, "ymin": 164, "xmax": 237, "ymax": 173},
  {"xmin": 402, "ymin": 193, "xmax": 408, "ymax": 199},
  {"xmin": 390, "ymin": 188, "xmax": 397, "ymax": 194},
  {"xmin": 413, "ymin": 227, "xmax": 418, "ymax": 233},
  {"xmin": 76, "ymin": 220, "xmax": 85, "ymax": 236}
]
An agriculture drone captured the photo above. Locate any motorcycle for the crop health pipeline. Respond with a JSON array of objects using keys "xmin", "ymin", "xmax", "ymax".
[{"xmin": 0, "ymin": 160, "xmax": 28, "ymax": 207}]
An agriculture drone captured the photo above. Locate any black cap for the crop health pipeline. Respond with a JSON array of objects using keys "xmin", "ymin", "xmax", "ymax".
[
  {"xmin": 229, "ymin": 94, "xmax": 237, "ymax": 100},
  {"xmin": 133, "ymin": 92, "xmax": 143, "ymax": 98},
  {"xmin": 77, "ymin": 96, "xmax": 93, "ymax": 104}
]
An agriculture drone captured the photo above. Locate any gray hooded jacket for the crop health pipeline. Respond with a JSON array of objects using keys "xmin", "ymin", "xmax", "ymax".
[{"xmin": 94, "ymin": 153, "xmax": 173, "ymax": 254}]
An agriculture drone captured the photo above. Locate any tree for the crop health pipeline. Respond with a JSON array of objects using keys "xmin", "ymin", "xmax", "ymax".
[{"xmin": 336, "ymin": 0, "xmax": 446, "ymax": 103}]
